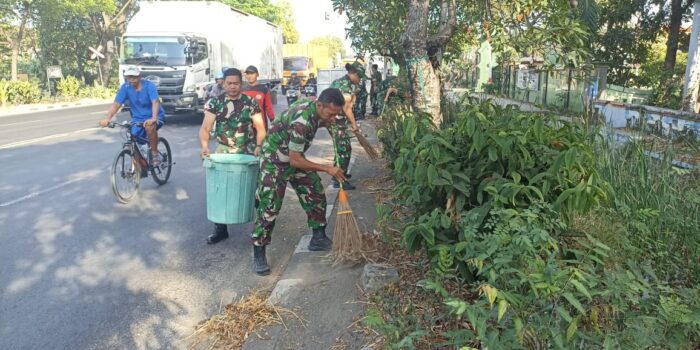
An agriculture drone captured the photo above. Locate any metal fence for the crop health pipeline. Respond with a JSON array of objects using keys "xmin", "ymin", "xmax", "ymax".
[{"xmin": 494, "ymin": 66, "xmax": 607, "ymax": 114}]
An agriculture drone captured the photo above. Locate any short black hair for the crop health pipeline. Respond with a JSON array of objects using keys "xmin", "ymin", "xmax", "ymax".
[
  {"xmin": 317, "ymin": 88, "xmax": 345, "ymax": 107},
  {"xmin": 223, "ymin": 68, "xmax": 242, "ymax": 80},
  {"xmin": 372, "ymin": 64, "xmax": 378, "ymax": 69}
]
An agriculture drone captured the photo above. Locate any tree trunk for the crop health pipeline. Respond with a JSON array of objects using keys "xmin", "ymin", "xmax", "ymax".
[
  {"xmin": 10, "ymin": 1, "xmax": 31, "ymax": 81},
  {"xmin": 682, "ymin": 0, "xmax": 700, "ymax": 112},
  {"xmin": 402, "ymin": 0, "xmax": 455, "ymax": 127},
  {"xmin": 664, "ymin": 0, "xmax": 684, "ymax": 71},
  {"xmin": 99, "ymin": 37, "xmax": 113, "ymax": 86}
]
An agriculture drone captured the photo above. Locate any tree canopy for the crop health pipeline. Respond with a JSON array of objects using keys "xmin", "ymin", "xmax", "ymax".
[
  {"xmin": 309, "ymin": 35, "xmax": 346, "ymax": 66},
  {"xmin": 221, "ymin": 0, "xmax": 299, "ymax": 43}
]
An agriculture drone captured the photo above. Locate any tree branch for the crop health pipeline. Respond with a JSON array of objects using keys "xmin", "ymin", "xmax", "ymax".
[{"xmin": 427, "ymin": 0, "xmax": 456, "ymax": 48}]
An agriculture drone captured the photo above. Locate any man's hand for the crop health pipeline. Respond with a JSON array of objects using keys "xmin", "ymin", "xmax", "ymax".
[
  {"xmin": 351, "ymin": 124, "xmax": 359, "ymax": 133},
  {"xmin": 99, "ymin": 118, "xmax": 110, "ymax": 127},
  {"xmin": 254, "ymin": 146, "xmax": 261, "ymax": 157},
  {"xmin": 201, "ymin": 147, "xmax": 210, "ymax": 159},
  {"xmin": 325, "ymin": 166, "xmax": 347, "ymax": 182},
  {"xmin": 144, "ymin": 118, "xmax": 157, "ymax": 126}
]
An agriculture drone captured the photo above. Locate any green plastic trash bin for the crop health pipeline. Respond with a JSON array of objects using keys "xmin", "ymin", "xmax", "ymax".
[{"xmin": 203, "ymin": 153, "xmax": 260, "ymax": 224}]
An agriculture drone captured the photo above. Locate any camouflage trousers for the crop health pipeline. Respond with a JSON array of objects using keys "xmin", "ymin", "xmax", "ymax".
[
  {"xmin": 251, "ymin": 159, "xmax": 327, "ymax": 245},
  {"xmin": 370, "ymin": 89, "xmax": 380, "ymax": 114},
  {"xmin": 329, "ymin": 124, "xmax": 352, "ymax": 174},
  {"xmin": 353, "ymin": 86, "xmax": 368, "ymax": 118}
]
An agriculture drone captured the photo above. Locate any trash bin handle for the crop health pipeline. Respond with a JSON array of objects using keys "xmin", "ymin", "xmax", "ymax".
[{"xmin": 203, "ymin": 156, "xmax": 213, "ymax": 168}]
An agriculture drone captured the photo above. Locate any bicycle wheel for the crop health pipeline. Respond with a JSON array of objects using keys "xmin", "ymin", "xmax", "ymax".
[
  {"xmin": 150, "ymin": 137, "xmax": 172, "ymax": 185},
  {"xmin": 111, "ymin": 149, "xmax": 140, "ymax": 203}
]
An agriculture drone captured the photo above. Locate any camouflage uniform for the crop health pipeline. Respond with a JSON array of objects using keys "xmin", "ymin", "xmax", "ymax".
[
  {"xmin": 352, "ymin": 78, "xmax": 368, "ymax": 119},
  {"xmin": 251, "ymin": 100, "xmax": 327, "ymax": 245},
  {"xmin": 204, "ymin": 94, "xmax": 261, "ymax": 154},
  {"xmin": 328, "ymin": 75, "xmax": 354, "ymax": 174},
  {"xmin": 370, "ymin": 70, "xmax": 383, "ymax": 115}
]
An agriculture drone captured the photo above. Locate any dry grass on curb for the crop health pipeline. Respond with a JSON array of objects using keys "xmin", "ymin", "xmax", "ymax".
[{"xmin": 187, "ymin": 291, "xmax": 303, "ymax": 350}]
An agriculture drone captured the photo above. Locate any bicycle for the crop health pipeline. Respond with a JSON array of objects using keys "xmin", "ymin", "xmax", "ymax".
[{"xmin": 107, "ymin": 121, "xmax": 173, "ymax": 203}]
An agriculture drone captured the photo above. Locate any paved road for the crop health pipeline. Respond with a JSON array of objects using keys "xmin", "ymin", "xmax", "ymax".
[{"xmin": 0, "ymin": 101, "xmax": 337, "ymax": 349}]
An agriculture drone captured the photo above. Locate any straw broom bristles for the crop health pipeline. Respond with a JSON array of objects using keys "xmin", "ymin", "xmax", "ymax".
[
  {"xmin": 352, "ymin": 130, "xmax": 379, "ymax": 160},
  {"xmin": 328, "ymin": 189, "xmax": 367, "ymax": 265}
]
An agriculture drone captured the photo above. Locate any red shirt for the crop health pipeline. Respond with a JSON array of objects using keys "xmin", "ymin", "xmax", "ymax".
[{"xmin": 241, "ymin": 83, "xmax": 275, "ymax": 129}]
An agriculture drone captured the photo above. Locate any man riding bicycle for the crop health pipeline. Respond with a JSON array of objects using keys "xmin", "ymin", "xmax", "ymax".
[{"xmin": 100, "ymin": 65, "xmax": 166, "ymax": 167}]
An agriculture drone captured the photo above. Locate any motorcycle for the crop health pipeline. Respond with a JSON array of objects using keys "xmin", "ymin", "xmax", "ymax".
[
  {"xmin": 286, "ymin": 84, "xmax": 300, "ymax": 105},
  {"xmin": 303, "ymin": 84, "xmax": 317, "ymax": 97}
]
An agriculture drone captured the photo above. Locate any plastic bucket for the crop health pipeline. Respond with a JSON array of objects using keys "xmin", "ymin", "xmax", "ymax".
[{"xmin": 204, "ymin": 153, "xmax": 260, "ymax": 224}]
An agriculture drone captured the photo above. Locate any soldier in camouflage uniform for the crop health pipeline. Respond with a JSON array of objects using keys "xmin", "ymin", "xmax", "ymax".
[
  {"xmin": 199, "ymin": 68, "xmax": 267, "ymax": 245},
  {"xmin": 352, "ymin": 77, "xmax": 368, "ymax": 120},
  {"xmin": 250, "ymin": 88, "xmax": 347, "ymax": 275},
  {"xmin": 369, "ymin": 64, "xmax": 382, "ymax": 115},
  {"xmin": 328, "ymin": 62, "xmax": 366, "ymax": 190}
]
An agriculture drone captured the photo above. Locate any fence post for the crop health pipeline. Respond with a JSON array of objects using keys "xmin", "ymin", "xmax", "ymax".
[
  {"xmin": 543, "ymin": 70, "xmax": 549, "ymax": 105},
  {"xmin": 566, "ymin": 68, "xmax": 573, "ymax": 111}
]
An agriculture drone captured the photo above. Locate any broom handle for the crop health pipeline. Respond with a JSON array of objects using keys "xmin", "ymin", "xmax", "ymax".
[{"xmin": 331, "ymin": 125, "xmax": 344, "ymax": 191}]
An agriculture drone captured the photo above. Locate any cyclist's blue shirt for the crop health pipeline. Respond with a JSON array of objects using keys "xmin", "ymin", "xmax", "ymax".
[{"xmin": 115, "ymin": 80, "xmax": 166, "ymax": 122}]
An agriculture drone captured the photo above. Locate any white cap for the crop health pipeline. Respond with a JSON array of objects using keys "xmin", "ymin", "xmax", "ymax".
[{"xmin": 123, "ymin": 65, "xmax": 140, "ymax": 77}]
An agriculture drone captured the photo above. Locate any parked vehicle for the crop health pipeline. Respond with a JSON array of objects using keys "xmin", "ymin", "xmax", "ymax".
[{"xmin": 119, "ymin": 1, "xmax": 283, "ymax": 114}]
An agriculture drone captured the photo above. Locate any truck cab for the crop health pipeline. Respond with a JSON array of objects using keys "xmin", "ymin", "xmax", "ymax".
[
  {"xmin": 119, "ymin": 33, "xmax": 210, "ymax": 113},
  {"xmin": 282, "ymin": 56, "xmax": 314, "ymax": 91}
]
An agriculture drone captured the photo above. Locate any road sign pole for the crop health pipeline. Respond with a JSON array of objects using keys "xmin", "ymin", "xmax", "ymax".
[{"xmin": 97, "ymin": 58, "xmax": 104, "ymax": 87}]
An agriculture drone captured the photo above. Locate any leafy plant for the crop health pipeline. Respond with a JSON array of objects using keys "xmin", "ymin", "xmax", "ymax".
[
  {"xmin": 0, "ymin": 79, "xmax": 42, "ymax": 105},
  {"xmin": 373, "ymin": 97, "xmax": 700, "ymax": 349},
  {"xmin": 57, "ymin": 75, "xmax": 81, "ymax": 97}
]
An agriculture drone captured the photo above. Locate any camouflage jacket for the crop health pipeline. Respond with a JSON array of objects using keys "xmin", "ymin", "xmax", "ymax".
[
  {"xmin": 262, "ymin": 100, "xmax": 320, "ymax": 164},
  {"xmin": 204, "ymin": 94, "xmax": 261, "ymax": 154},
  {"xmin": 329, "ymin": 75, "xmax": 354, "ymax": 126}
]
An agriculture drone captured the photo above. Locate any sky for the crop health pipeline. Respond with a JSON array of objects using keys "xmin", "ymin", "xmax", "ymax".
[{"xmin": 276, "ymin": 0, "xmax": 354, "ymax": 55}]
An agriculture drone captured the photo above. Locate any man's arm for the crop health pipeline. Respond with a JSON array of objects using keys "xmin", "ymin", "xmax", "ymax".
[
  {"xmin": 199, "ymin": 111, "xmax": 217, "ymax": 158},
  {"xmin": 289, "ymin": 151, "xmax": 345, "ymax": 181},
  {"xmin": 264, "ymin": 90, "xmax": 275, "ymax": 121},
  {"xmin": 99, "ymin": 102, "xmax": 123, "ymax": 127},
  {"xmin": 251, "ymin": 112, "xmax": 266, "ymax": 156},
  {"xmin": 343, "ymin": 94, "xmax": 358, "ymax": 131},
  {"xmin": 146, "ymin": 99, "xmax": 161, "ymax": 125}
]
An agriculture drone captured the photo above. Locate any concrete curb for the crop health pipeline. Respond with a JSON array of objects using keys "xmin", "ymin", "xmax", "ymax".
[{"xmin": 0, "ymin": 99, "xmax": 112, "ymax": 117}]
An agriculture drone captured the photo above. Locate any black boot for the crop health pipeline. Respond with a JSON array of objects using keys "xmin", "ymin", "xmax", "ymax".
[
  {"xmin": 206, "ymin": 223, "xmax": 229, "ymax": 244},
  {"xmin": 308, "ymin": 227, "xmax": 332, "ymax": 251},
  {"xmin": 253, "ymin": 245, "xmax": 270, "ymax": 275}
]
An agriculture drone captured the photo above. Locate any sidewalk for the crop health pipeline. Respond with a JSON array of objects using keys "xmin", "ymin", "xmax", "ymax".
[
  {"xmin": 0, "ymin": 98, "xmax": 111, "ymax": 117},
  {"xmin": 242, "ymin": 120, "xmax": 385, "ymax": 350}
]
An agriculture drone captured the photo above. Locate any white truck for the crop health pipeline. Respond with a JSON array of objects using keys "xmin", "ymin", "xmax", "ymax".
[{"xmin": 119, "ymin": 1, "xmax": 283, "ymax": 113}]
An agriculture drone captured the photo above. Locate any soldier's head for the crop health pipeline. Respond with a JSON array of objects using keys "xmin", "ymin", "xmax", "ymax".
[
  {"xmin": 315, "ymin": 88, "xmax": 344, "ymax": 125},
  {"xmin": 345, "ymin": 62, "xmax": 366, "ymax": 84},
  {"xmin": 309, "ymin": 73, "xmax": 315, "ymax": 78},
  {"xmin": 223, "ymin": 68, "xmax": 243, "ymax": 98},
  {"xmin": 372, "ymin": 64, "xmax": 378, "ymax": 72}
]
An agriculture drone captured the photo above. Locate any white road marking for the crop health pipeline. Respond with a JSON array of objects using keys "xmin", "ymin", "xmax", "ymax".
[
  {"xmin": 0, "ymin": 127, "xmax": 100, "ymax": 150},
  {"xmin": 0, "ymin": 170, "xmax": 104, "ymax": 207}
]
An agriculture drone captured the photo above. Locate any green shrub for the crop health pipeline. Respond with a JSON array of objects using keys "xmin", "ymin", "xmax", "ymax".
[
  {"xmin": 57, "ymin": 75, "xmax": 81, "ymax": 97},
  {"xmin": 0, "ymin": 79, "xmax": 42, "ymax": 105},
  {"xmin": 78, "ymin": 85, "xmax": 115, "ymax": 99},
  {"xmin": 376, "ymin": 98, "xmax": 700, "ymax": 348}
]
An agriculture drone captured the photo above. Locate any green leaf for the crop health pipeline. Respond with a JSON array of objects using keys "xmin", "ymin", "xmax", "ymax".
[
  {"xmin": 566, "ymin": 316, "xmax": 579, "ymax": 342},
  {"xmin": 497, "ymin": 299, "xmax": 508, "ymax": 322},
  {"xmin": 557, "ymin": 306, "xmax": 573, "ymax": 323},
  {"xmin": 570, "ymin": 279, "xmax": 592, "ymax": 301},
  {"xmin": 427, "ymin": 164, "xmax": 438, "ymax": 186},
  {"xmin": 562, "ymin": 292, "xmax": 586, "ymax": 315}
]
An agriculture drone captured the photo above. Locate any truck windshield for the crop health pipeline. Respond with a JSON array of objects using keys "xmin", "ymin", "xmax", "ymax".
[
  {"xmin": 121, "ymin": 36, "xmax": 187, "ymax": 66},
  {"xmin": 284, "ymin": 57, "xmax": 309, "ymax": 71}
]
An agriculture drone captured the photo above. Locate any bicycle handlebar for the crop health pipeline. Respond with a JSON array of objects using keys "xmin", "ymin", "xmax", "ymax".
[{"xmin": 106, "ymin": 121, "xmax": 145, "ymax": 128}]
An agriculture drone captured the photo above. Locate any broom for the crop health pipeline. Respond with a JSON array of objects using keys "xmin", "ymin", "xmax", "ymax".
[
  {"xmin": 352, "ymin": 129, "xmax": 379, "ymax": 160},
  {"xmin": 328, "ymin": 142, "xmax": 366, "ymax": 265}
]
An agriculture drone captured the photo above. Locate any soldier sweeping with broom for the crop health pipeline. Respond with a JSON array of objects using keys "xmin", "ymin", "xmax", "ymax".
[{"xmin": 249, "ymin": 88, "xmax": 347, "ymax": 275}]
